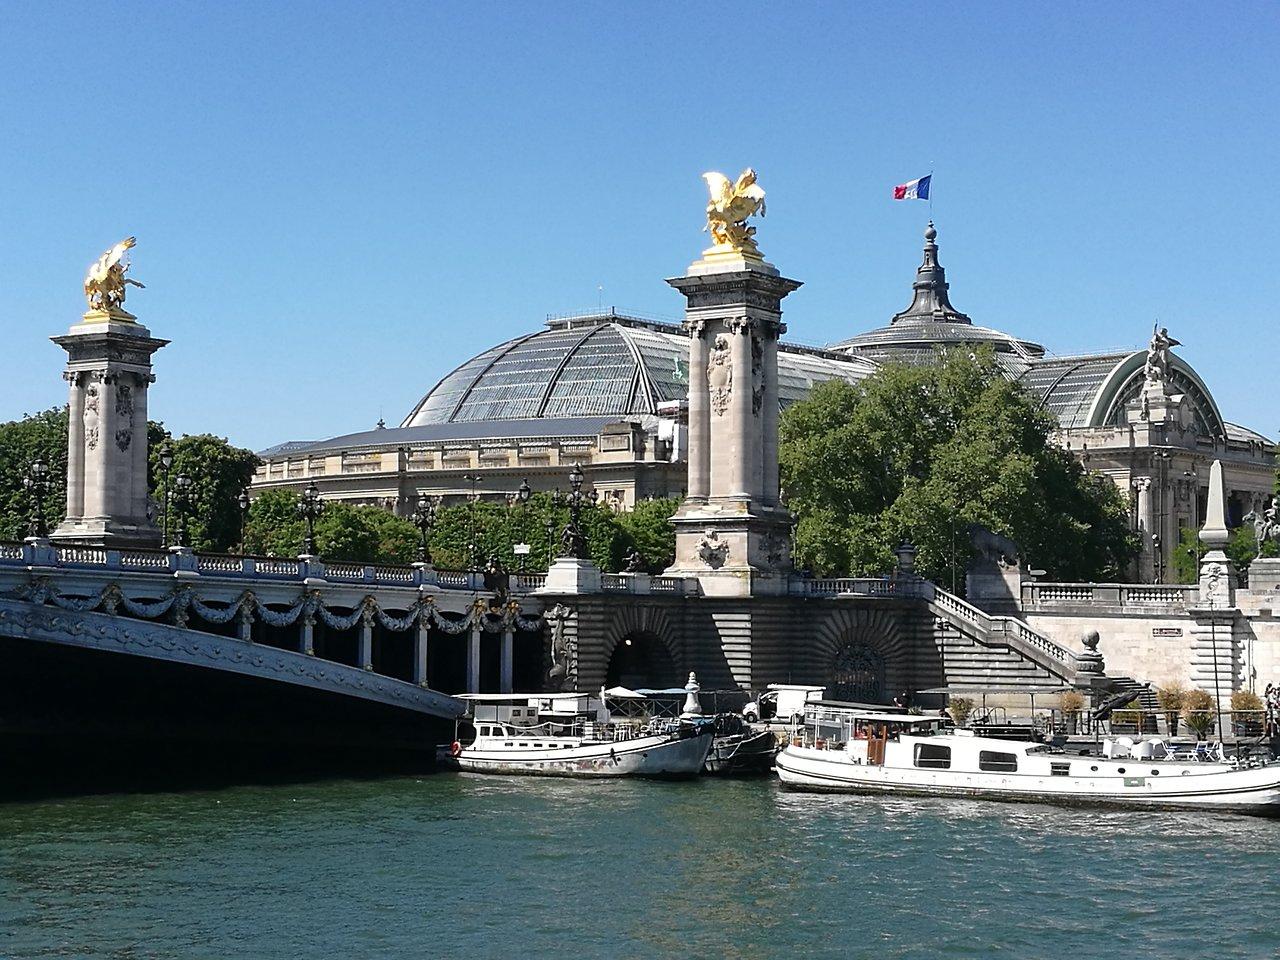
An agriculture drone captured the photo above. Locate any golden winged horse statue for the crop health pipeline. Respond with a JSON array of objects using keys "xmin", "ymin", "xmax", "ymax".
[
  {"xmin": 702, "ymin": 168, "xmax": 767, "ymax": 255},
  {"xmin": 84, "ymin": 237, "xmax": 145, "ymax": 313}
]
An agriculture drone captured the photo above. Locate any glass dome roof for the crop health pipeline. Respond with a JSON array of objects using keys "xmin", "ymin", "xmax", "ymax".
[{"xmin": 401, "ymin": 312, "xmax": 874, "ymax": 427}]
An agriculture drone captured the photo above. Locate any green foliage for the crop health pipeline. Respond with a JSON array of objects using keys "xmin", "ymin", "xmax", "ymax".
[
  {"xmin": 243, "ymin": 490, "xmax": 421, "ymax": 564},
  {"xmin": 1156, "ymin": 683, "xmax": 1186, "ymax": 713},
  {"xmin": 947, "ymin": 696, "xmax": 974, "ymax": 726},
  {"xmin": 151, "ymin": 431, "xmax": 260, "ymax": 552},
  {"xmin": 616, "ymin": 497, "xmax": 679, "ymax": 573},
  {"xmin": 1172, "ymin": 526, "xmax": 1201, "ymax": 584},
  {"xmin": 1182, "ymin": 688, "xmax": 1217, "ymax": 739},
  {"xmin": 779, "ymin": 351, "xmax": 1139, "ymax": 585},
  {"xmin": 0, "ymin": 407, "xmax": 68, "ymax": 540}
]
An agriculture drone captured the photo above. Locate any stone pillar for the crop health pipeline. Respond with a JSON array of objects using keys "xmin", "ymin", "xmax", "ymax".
[
  {"xmin": 300, "ymin": 610, "xmax": 315, "ymax": 656},
  {"xmin": 728, "ymin": 317, "xmax": 754, "ymax": 500},
  {"xmin": 1133, "ymin": 477, "xmax": 1154, "ymax": 582},
  {"xmin": 467, "ymin": 623, "xmax": 481, "ymax": 693},
  {"xmin": 686, "ymin": 321, "xmax": 710, "ymax": 502},
  {"xmin": 760, "ymin": 330, "xmax": 780, "ymax": 507},
  {"xmin": 1191, "ymin": 460, "xmax": 1239, "ymax": 712},
  {"xmin": 358, "ymin": 610, "xmax": 374, "ymax": 670},
  {"xmin": 663, "ymin": 253, "xmax": 800, "ymax": 597},
  {"xmin": 64, "ymin": 372, "xmax": 85, "ymax": 521},
  {"xmin": 237, "ymin": 603, "xmax": 253, "ymax": 643},
  {"xmin": 51, "ymin": 308, "xmax": 167, "ymax": 547},
  {"xmin": 500, "ymin": 627, "xmax": 514, "ymax": 694},
  {"xmin": 413, "ymin": 620, "xmax": 430, "ymax": 686}
]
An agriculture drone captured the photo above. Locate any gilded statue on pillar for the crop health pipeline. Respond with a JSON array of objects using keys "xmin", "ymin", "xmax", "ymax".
[
  {"xmin": 702, "ymin": 169, "xmax": 766, "ymax": 256},
  {"xmin": 84, "ymin": 237, "xmax": 145, "ymax": 314}
]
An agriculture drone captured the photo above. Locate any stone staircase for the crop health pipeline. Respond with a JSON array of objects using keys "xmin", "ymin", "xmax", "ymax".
[{"xmin": 920, "ymin": 581, "xmax": 1083, "ymax": 689}]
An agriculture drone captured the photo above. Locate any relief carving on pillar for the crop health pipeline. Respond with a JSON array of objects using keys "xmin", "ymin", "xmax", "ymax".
[
  {"xmin": 708, "ymin": 334, "xmax": 733, "ymax": 417},
  {"xmin": 84, "ymin": 383, "xmax": 101, "ymax": 450},
  {"xmin": 697, "ymin": 528, "xmax": 730, "ymax": 568},
  {"xmin": 114, "ymin": 383, "xmax": 134, "ymax": 452}
]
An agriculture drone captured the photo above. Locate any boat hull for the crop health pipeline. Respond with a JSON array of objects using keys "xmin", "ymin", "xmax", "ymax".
[
  {"xmin": 705, "ymin": 729, "xmax": 779, "ymax": 776},
  {"xmin": 442, "ymin": 730, "xmax": 713, "ymax": 779},
  {"xmin": 775, "ymin": 747, "xmax": 1280, "ymax": 816}
]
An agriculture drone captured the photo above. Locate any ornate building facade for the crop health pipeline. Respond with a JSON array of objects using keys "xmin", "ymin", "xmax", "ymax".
[{"xmin": 253, "ymin": 224, "xmax": 1274, "ymax": 581}]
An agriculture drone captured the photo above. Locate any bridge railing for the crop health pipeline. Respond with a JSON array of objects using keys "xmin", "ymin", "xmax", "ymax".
[{"xmin": 0, "ymin": 541, "xmax": 549, "ymax": 595}]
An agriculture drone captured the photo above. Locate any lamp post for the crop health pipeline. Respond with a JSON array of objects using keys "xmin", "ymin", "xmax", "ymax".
[
  {"xmin": 297, "ymin": 480, "xmax": 324, "ymax": 557},
  {"xmin": 173, "ymin": 472, "xmax": 193, "ymax": 548},
  {"xmin": 411, "ymin": 492, "xmax": 439, "ymax": 564},
  {"xmin": 544, "ymin": 491, "xmax": 558, "ymax": 570},
  {"xmin": 22, "ymin": 458, "xmax": 52, "ymax": 538},
  {"xmin": 461, "ymin": 473, "xmax": 484, "ymax": 570},
  {"xmin": 237, "ymin": 489, "xmax": 251, "ymax": 554},
  {"xmin": 508, "ymin": 477, "xmax": 532, "ymax": 570},
  {"xmin": 561, "ymin": 462, "xmax": 590, "ymax": 560},
  {"xmin": 158, "ymin": 441, "xmax": 174, "ymax": 547}
]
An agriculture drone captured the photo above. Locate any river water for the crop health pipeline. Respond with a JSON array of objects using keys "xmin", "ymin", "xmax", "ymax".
[{"xmin": 1, "ymin": 775, "xmax": 1276, "ymax": 959}]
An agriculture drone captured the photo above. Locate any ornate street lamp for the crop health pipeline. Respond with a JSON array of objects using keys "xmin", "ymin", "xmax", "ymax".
[
  {"xmin": 560, "ymin": 462, "xmax": 589, "ymax": 560},
  {"xmin": 22, "ymin": 458, "xmax": 52, "ymax": 538},
  {"xmin": 297, "ymin": 480, "xmax": 324, "ymax": 556},
  {"xmin": 463, "ymin": 473, "xmax": 483, "ymax": 569},
  {"xmin": 173, "ymin": 472, "xmax": 194, "ymax": 548},
  {"xmin": 517, "ymin": 477, "xmax": 531, "ymax": 505},
  {"xmin": 158, "ymin": 441, "xmax": 174, "ymax": 547},
  {"xmin": 237, "ymin": 489, "xmax": 251, "ymax": 554},
  {"xmin": 411, "ymin": 492, "xmax": 439, "ymax": 564}
]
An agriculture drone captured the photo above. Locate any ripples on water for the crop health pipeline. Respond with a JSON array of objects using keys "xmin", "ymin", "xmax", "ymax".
[{"xmin": 0, "ymin": 776, "xmax": 1276, "ymax": 959}]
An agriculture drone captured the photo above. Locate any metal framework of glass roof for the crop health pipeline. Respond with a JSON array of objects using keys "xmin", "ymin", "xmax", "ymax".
[{"xmin": 400, "ymin": 313, "xmax": 877, "ymax": 428}]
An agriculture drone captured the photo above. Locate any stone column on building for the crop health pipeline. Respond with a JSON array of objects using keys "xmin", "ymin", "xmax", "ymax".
[
  {"xmin": 63, "ymin": 371, "xmax": 86, "ymax": 522},
  {"xmin": 663, "ymin": 240, "xmax": 800, "ymax": 597},
  {"xmin": 1133, "ymin": 476, "xmax": 1154, "ymax": 582},
  {"xmin": 51, "ymin": 299, "xmax": 167, "ymax": 547},
  {"xmin": 685, "ymin": 320, "xmax": 710, "ymax": 502}
]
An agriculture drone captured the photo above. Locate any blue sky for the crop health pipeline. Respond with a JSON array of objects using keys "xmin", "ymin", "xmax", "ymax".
[{"xmin": 3, "ymin": 3, "xmax": 1278, "ymax": 450}]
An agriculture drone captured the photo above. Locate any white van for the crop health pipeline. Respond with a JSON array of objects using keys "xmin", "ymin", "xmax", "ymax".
[{"xmin": 742, "ymin": 685, "xmax": 826, "ymax": 725}]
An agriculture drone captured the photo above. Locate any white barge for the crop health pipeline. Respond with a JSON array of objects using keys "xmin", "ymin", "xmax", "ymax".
[
  {"xmin": 775, "ymin": 702, "xmax": 1280, "ymax": 816},
  {"xmin": 438, "ymin": 693, "xmax": 712, "ymax": 779}
]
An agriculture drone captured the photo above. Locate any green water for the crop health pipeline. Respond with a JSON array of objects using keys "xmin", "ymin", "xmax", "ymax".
[{"xmin": 1, "ymin": 775, "xmax": 1276, "ymax": 959}]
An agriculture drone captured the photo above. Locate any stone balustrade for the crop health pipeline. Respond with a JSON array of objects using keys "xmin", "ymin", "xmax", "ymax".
[{"xmin": 1021, "ymin": 581, "xmax": 1197, "ymax": 612}]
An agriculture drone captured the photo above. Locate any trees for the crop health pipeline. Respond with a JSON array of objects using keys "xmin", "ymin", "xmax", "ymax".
[
  {"xmin": 0, "ymin": 407, "xmax": 68, "ymax": 540},
  {"xmin": 150, "ymin": 432, "xmax": 260, "ymax": 552},
  {"xmin": 616, "ymin": 496, "xmax": 679, "ymax": 572},
  {"xmin": 779, "ymin": 351, "xmax": 1138, "ymax": 586}
]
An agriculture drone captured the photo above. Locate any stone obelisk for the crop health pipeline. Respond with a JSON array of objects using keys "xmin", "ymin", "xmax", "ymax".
[
  {"xmin": 52, "ymin": 239, "xmax": 167, "ymax": 548},
  {"xmin": 663, "ymin": 170, "xmax": 798, "ymax": 597}
]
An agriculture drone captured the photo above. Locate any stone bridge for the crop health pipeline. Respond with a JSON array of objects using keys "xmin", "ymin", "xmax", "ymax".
[{"xmin": 0, "ymin": 539, "xmax": 550, "ymax": 784}]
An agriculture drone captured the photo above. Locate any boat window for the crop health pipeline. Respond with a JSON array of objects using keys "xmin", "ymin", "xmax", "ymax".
[
  {"xmin": 1050, "ymin": 762, "xmax": 1070, "ymax": 777},
  {"xmin": 914, "ymin": 744, "xmax": 951, "ymax": 769},
  {"xmin": 978, "ymin": 751, "xmax": 1018, "ymax": 773},
  {"xmin": 504, "ymin": 742, "xmax": 513, "ymax": 747}
]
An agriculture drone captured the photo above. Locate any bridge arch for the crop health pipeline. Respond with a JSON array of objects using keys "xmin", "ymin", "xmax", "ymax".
[{"xmin": 598, "ymin": 604, "xmax": 682, "ymax": 690}]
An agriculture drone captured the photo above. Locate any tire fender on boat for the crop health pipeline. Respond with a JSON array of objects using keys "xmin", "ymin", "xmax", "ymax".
[{"xmin": 450, "ymin": 741, "xmax": 462, "ymax": 758}]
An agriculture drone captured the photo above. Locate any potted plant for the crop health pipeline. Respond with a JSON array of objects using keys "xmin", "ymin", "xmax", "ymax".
[
  {"xmin": 948, "ymin": 696, "xmax": 975, "ymax": 728},
  {"xmin": 1183, "ymin": 689, "xmax": 1217, "ymax": 740},
  {"xmin": 1059, "ymin": 690, "xmax": 1085, "ymax": 735},
  {"xmin": 1157, "ymin": 683, "xmax": 1185, "ymax": 737},
  {"xmin": 1111, "ymin": 703, "xmax": 1142, "ymax": 734},
  {"xmin": 1231, "ymin": 690, "xmax": 1264, "ymax": 737}
]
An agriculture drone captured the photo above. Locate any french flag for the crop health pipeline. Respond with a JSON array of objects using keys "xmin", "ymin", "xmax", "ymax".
[{"xmin": 893, "ymin": 175, "xmax": 931, "ymax": 201}]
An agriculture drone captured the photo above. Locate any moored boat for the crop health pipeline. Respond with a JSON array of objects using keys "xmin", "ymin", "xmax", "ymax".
[
  {"xmin": 438, "ymin": 693, "xmax": 712, "ymax": 778},
  {"xmin": 775, "ymin": 701, "xmax": 1280, "ymax": 816},
  {"xmin": 703, "ymin": 713, "xmax": 779, "ymax": 775}
]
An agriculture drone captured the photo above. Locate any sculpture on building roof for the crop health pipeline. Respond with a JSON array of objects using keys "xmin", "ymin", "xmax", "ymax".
[
  {"xmin": 1143, "ymin": 324, "xmax": 1180, "ymax": 384},
  {"xmin": 84, "ymin": 237, "xmax": 145, "ymax": 313},
  {"xmin": 702, "ymin": 168, "xmax": 766, "ymax": 255}
]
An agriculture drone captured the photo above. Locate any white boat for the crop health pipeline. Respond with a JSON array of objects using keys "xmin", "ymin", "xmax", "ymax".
[
  {"xmin": 775, "ymin": 702, "xmax": 1280, "ymax": 816},
  {"xmin": 438, "ymin": 693, "xmax": 712, "ymax": 779}
]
